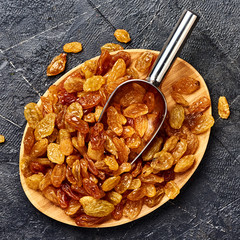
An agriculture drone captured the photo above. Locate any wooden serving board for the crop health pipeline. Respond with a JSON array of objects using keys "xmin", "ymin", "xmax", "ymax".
[{"xmin": 19, "ymin": 49, "xmax": 211, "ymax": 228}]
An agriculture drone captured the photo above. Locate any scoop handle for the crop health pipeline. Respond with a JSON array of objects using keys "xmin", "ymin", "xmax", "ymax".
[{"xmin": 147, "ymin": 9, "xmax": 199, "ymax": 87}]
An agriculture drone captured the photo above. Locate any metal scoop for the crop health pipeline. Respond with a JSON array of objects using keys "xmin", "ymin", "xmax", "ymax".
[{"xmin": 98, "ymin": 10, "xmax": 199, "ymax": 164}]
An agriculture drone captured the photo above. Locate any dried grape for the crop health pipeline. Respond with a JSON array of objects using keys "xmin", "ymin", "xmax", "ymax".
[
  {"xmin": 142, "ymin": 137, "xmax": 163, "ymax": 161},
  {"xmin": 51, "ymin": 164, "xmax": 66, "ymax": 188},
  {"xmin": 191, "ymin": 114, "xmax": 214, "ymax": 134},
  {"xmin": 123, "ymin": 199, "xmax": 143, "ymax": 220},
  {"xmin": 114, "ymin": 29, "xmax": 131, "ymax": 43},
  {"xmin": 83, "ymin": 75, "xmax": 105, "ymax": 92},
  {"xmin": 63, "ymin": 42, "xmax": 82, "ymax": 53},
  {"xmin": 151, "ymin": 151, "xmax": 174, "ymax": 172},
  {"xmin": 47, "ymin": 53, "xmax": 67, "ymax": 76},
  {"xmin": 24, "ymin": 103, "xmax": 42, "ymax": 129},
  {"xmin": 135, "ymin": 51, "xmax": 155, "ymax": 73},
  {"xmin": 59, "ymin": 129, "xmax": 73, "ymax": 156},
  {"xmin": 102, "ymin": 176, "xmax": 121, "ymax": 191},
  {"xmin": 164, "ymin": 181, "xmax": 180, "ymax": 199},
  {"xmin": 47, "ymin": 143, "xmax": 65, "ymax": 164},
  {"xmin": 174, "ymin": 155, "xmax": 195, "ymax": 172},
  {"xmin": 34, "ymin": 113, "xmax": 56, "ymax": 140},
  {"xmin": 218, "ymin": 96, "xmax": 230, "ymax": 119},
  {"xmin": 80, "ymin": 196, "xmax": 114, "ymax": 217},
  {"xmin": 101, "ymin": 43, "xmax": 124, "ymax": 52},
  {"xmin": 171, "ymin": 92, "xmax": 189, "ymax": 107},
  {"xmin": 25, "ymin": 173, "xmax": 44, "ymax": 190},
  {"xmin": 123, "ymin": 103, "xmax": 148, "ymax": 118},
  {"xmin": 172, "ymin": 77, "xmax": 200, "ymax": 94},
  {"xmin": 188, "ymin": 96, "xmax": 211, "ymax": 114}
]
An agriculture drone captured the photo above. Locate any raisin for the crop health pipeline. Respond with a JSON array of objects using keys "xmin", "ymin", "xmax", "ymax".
[
  {"xmin": 174, "ymin": 155, "xmax": 195, "ymax": 172},
  {"xmin": 172, "ymin": 77, "xmax": 200, "ymax": 94},
  {"xmin": 51, "ymin": 164, "xmax": 66, "ymax": 188},
  {"xmin": 144, "ymin": 186, "xmax": 164, "ymax": 208},
  {"xmin": 127, "ymin": 187, "xmax": 146, "ymax": 201},
  {"xmin": 107, "ymin": 58, "xmax": 126, "ymax": 84},
  {"xmin": 42, "ymin": 186, "xmax": 59, "ymax": 205},
  {"xmin": 171, "ymin": 92, "xmax": 189, "ymax": 107},
  {"xmin": 135, "ymin": 51, "xmax": 155, "ymax": 73},
  {"xmin": 58, "ymin": 89, "xmax": 77, "ymax": 105},
  {"xmin": 24, "ymin": 103, "xmax": 43, "ymax": 129},
  {"xmin": 83, "ymin": 75, "xmax": 105, "ymax": 92},
  {"xmin": 75, "ymin": 214, "xmax": 105, "ymax": 227},
  {"xmin": 218, "ymin": 96, "xmax": 230, "ymax": 119},
  {"xmin": 106, "ymin": 191, "xmax": 122, "ymax": 205},
  {"xmin": 64, "ymin": 75, "xmax": 84, "ymax": 93},
  {"xmin": 151, "ymin": 151, "xmax": 174, "ymax": 172},
  {"xmin": 172, "ymin": 139, "xmax": 188, "ymax": 163},
  {"xmin": 125, "ymin": 134, "xmax": 142, "ymax": 149},
  {"xmin": 39, "ymin": 169, "xmax": 52, "ymax": 191},
  {"xmin": 62, "ymin": 182, "xmax": 80, "ymax": 200},
  {"xmin": 47, "ymin": 53, "xmax": 67, "ymax": 76},
  {"xmin": 188, "ymin": 96, "xmax": 211, "ymax": 114},
  {"xmin": 65, "ymin": 199, "xmax": 82, "ymax": 216},
  {"xmin": 104, "ymin": 155, "xmax": 119, "ymax": 171},
  {"xmin": 142, "ymin": 137, "xmax": 163, "ymax": 161},
  {"xmin": 0, "ymin": 135, "xmax": 5, "ymax": 143},
  {"xmin": 112, "ymin": 137, "xmax": 130, "ymax": 164},
  {"xmin": 24, "ymin": 127, "xmax": 35, "ymax": 155},
  {"xmin": 82, "ymin": 178, "xmax": 102, "ymax": 199},
  {"xmin": 169, "ymin": 104, "xmax": 185, "ymax": 129},
  {"xmin": 129, "ymin": 179, "xmax": 141, "ymax": 190},
  {"xmin": 114, "ymin": 29, "xmax": 131, "ymax": 43},
  {"xmin": 63, "ymin": 42, "xmax": 82, "ymax": 53},
  {"xmin": 57, "ymin": 189, "xmax": 69, "ymax": 209},
  {"xmin": 104, "ymin": 136, "xmax": 118, "ymax": 158},
  {"xmin": 25, "ymin": 173, "xmax": 44, "ymax": 190},
  {"xmin": 107, "ymin": 106, "xmax": 124, "ymax": 136},
  {"xmin": 162, "ymin": 136, "xmax": 179, "ymax": 152},
  {"xmin": 80, "ymin": 59, "xmax": 98, "ymax": 79},
  {"xmin": 143, "ymin": 92, "xmax": 155, "ymax": 113},
  {"xmin": 47, "ymin": 143, "xmax": 65, "ymax": 164},
  {"xmin": 31, "ymin": 138, "xmax": 48, "ymax": 158},
  {"xmin": 123, "ymin": 103, "xmax": 148, "ymax": 118},
  {"xmin": 90, "ymin": 123, "xmax": 106, "ymax": 150},
  {"xmin": 134, "ymin": 115, "xmax": 148, "ymax": 137},
  {"xmin": 77, "ymin": 92, "xmax": 102, "ymax": 109},
  {"xmin": 101, "ymin": 43, "xmax": 124, "ymax": 52},
  {"xmin": 102, "ymin": 176, "xmax": 121, "ymax": 191},
  {"xmin": 114, "ymin": 173, "xmax": 132, "ymax": 194},
  {"xmin": 123, "ymin": 199, "xmax": 143, "ymax": 220},
  {"xmin": 164, "ymin": 181, "xmax": 180, "ymax": 199},
  {"xmin": 72, "ymin": 160, "xmax": 82, "ymax": 187},
  {"xmin": 120, "ymin": 87, "xmax": 145, "ymax": 107},
  {"xmin": 59, "ymin": 129, "xmax": 73, "ymax": 156},
  {"xmin": 191, "ymin": 114, "xmax": 215, "ymax": 134},
  {"xmin": 34, "ymin": 113, "xmax": 56, "ymax": 140}
]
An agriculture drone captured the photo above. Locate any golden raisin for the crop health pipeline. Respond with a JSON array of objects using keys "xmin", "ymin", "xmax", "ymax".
[
  {"xmin": 218, "ymin": 96, "xmax": 230, "ymax": 119},
  {"xmin": 47, "ymin": 53, "xmax": 67, "ymax": 76},
  {"xmin": 172, "ymin": 77, "xmax": 200, "ymax": 94},
  {"xmin": 114, "ymin": 29, "xmax": 131, "ymax": 43},
  {"xmin": 63, "ymin": 42, "xmax": 82, "ymax": 53},
  {"xmin": 0, "ymin": 135, "xmax": 5, "ymax": 143},
  {"xmin": 101, "ymin": 43, "xmax": 124, "ymax": 52}
]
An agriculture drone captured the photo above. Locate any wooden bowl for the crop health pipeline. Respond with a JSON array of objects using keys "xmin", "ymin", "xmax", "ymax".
[{"xmin": 19, "ymin": 49, "xmax": 211, "ymax": 227}]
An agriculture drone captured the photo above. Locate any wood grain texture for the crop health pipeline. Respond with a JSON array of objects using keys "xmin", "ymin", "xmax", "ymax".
[{"xmin": 19, "ymin": 49, "xmax": 212, "ymax": 228}]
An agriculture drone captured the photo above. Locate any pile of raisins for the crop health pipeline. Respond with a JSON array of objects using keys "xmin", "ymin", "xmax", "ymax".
[{"xmin": 21, "ymin": 48, "xmax": 214, "ymax": 227}]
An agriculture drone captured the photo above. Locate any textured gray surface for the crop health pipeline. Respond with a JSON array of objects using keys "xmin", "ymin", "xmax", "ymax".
[{"xmin": 0, "ymin": 0, "xmax": 239, "ymax": 239}]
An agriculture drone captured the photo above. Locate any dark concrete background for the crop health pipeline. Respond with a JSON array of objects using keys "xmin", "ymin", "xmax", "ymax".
[{"xmin": 0, "ymin": 0, "xmax": 239, "ymax": 239}]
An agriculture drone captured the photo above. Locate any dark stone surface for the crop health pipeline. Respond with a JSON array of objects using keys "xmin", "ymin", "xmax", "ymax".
[{"xmin": 0, "ymin": 0, "xmax": 239, "ymax": 239}]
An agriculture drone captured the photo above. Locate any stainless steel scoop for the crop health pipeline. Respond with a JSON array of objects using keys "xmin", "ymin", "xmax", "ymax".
[{"xmin": 98, "ymin": 10, "xmax": 199, "ymax": 164}]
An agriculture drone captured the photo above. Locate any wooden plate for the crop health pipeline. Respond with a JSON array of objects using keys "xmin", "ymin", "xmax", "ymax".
[{"xmin": 19, "ymin": 49, "xmax": 211, "ymax": 228}]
